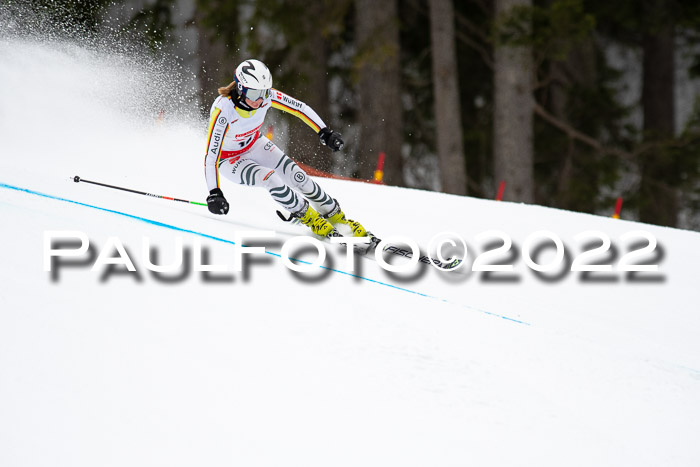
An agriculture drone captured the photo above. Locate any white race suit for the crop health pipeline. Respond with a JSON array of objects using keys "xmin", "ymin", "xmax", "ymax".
[{"xmin": 203, "ymin": 89, "xmax": 336, "ymax": 215}]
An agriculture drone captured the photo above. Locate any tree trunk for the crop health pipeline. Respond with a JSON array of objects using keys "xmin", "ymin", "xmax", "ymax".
[
  {"xmin": 355, "ymin": 0, "xmax": 404, "ymax": 185},
  {"xmin": 640, "ymin": 5, "xmax": 677, "ymax": 227},
  {"xmin": 283, "ymin": 1, "xmax": 331, "ymax": 171},
  {"xmin": 550, "ymin": 38, "xmax": 597, "ymax": 210},
  {"xmin": 493, "ymin": 0, "xmax": 535, "ymax": 203},
  {"xmin": 193, "ymin": 0, "xmax": 236, "ymax": 113},
  {"xmin": 429, "ymin": 0, "xmax": 467, "ymax": 195}
]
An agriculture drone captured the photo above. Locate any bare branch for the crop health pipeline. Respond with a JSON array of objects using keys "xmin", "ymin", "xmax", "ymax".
[
  {"xmin": 532, "ymin": 72, "xmax": 565, "ymax": 92},
  {"xmin": 533, "ymin": 103, "xmax": 636, "ymax": 160},
  {"xmin": 455, "ymin": 10, "xmax": 491, "ymax": 44},
  {"xmin": 456, "ymin": 30, "xmax": 494, "ymax": 69},
  {"xmin": 470, "ymin": 0, "xmax": 492, "ymax": 17}
]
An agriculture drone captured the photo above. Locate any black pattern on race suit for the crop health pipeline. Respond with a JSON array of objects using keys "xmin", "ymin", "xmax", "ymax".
[
  {"xmin": 220, "ymin": 157, "xmax": 305, "ymax": 213},
  {"xmin": 273, "ymin": 154, "xmax": 335, "ymax": 211},
  {"xmin": 216, "ymin": 135, "xmax": 337, "ymax": 215}
]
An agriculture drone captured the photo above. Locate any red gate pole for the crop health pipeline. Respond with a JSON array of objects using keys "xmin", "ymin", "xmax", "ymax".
[
  {"xmin": 496, "ymin": 181, "xmax": 506, "ymax": 201},
  {"xmin": 613, "ymin": 197, "xmax": 623, "ymax": 219},
  {"xmin": 373, "ymin": 152, "xmax": 386, "ymax": 184}
]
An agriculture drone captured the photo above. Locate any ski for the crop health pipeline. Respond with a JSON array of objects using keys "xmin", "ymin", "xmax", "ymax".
[
  {"xmin": 381, "ymin": 242, "xmax": 463, "ymax": 271},
  {"xmin": 275, "ymin": 210, "xmax": 463, "ymax": 271}
]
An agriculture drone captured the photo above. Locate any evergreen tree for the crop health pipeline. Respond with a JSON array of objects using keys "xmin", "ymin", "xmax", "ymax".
[
  {"xmin": 355, "ymin": 0, "xmax": 405, "ymax": 185},
  {"xmin": 493, "ymin": 0, "xmax": 535, "ymax": 203},
  {"xmin": 429, "ymin": 0, "xmax": 468, "ymax": 195}
]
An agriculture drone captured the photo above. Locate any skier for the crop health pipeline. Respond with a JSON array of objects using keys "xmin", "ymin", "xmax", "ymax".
[{"xmin": 204, "ymin": 58, "xmax": 368, "ymax": 239}]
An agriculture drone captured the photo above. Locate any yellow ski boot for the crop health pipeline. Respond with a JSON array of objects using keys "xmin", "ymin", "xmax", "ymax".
[
  {"xmin": 293, "ymin": 201, "xmax": 337, "ymax": 238},
  {"xmin": 323, "ymin": 200, "xmax": 368, "ymax": 237}
]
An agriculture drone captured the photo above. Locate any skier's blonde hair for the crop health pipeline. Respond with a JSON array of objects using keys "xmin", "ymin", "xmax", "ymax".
[{"xmin": 218, "ymin": 81, "xmax": 236, "ymax": 97}]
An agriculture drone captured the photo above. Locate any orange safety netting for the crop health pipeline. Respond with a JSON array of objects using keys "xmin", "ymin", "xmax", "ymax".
[{"xmin": 295, "ymin": 160, "xmax": 381, "ymax": 185}]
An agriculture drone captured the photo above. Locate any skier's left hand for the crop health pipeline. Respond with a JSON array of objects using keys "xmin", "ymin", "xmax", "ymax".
[
  {"xmin": 319, "ymin": 127, "xmax": 344, "ymax": 152},
  {"xmin": 207, "ymin": 188, "xmax": 229, "ymax": 215}
]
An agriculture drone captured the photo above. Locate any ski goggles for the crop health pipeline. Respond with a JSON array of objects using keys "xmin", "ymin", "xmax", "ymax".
[{"xmin": 243, "ymin": 87, "xmax": 270, "ymax": 102}]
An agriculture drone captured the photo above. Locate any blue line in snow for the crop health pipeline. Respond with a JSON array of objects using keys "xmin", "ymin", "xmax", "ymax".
[{"xmin": 0, "ymin": 181, "xmax": 529, "ymax": 326}]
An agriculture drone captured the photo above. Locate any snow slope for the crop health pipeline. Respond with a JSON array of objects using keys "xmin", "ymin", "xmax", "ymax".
[{"xmin": 1, "ymin": 35, "xmax": 700, "ymax": 467}]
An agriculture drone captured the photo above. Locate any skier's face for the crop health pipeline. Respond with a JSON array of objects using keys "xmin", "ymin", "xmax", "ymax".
[{"xmin": 245, "ymin": 97, "xmax": 263, "ymax": 109}]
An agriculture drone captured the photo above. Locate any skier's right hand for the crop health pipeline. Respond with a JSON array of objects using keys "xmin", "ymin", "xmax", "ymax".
[
  {"xmin": 319, "ymin": 127, "xmax": 344, "ymax": 152},
  {"xmin": 207, "ymin": 188, "xmax": 229, "ymax": 215}
]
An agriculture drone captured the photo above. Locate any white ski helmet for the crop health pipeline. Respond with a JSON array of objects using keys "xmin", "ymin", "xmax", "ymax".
[{"xmin": 234, "ymin": 59, "xmax": 272, "ymax": 102}]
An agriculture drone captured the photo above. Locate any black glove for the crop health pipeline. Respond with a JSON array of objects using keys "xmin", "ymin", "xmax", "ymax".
[
  {"xmin": 206, "ymin": 188, "xmax": 229, "ymax": 215},
  {"xmin": 319, "ymin": 127, "xmax": 344, "ymax": 152}
]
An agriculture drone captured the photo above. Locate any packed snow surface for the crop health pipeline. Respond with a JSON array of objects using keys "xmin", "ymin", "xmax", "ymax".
[{"xmin": 1, "ymin": 34, "xmax": 700, "ymax": 467}]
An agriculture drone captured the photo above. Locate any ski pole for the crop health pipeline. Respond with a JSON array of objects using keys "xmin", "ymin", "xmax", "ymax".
[{"xmin": 73, "ymin": 175, "xmax": 207, "ymax": 207}]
